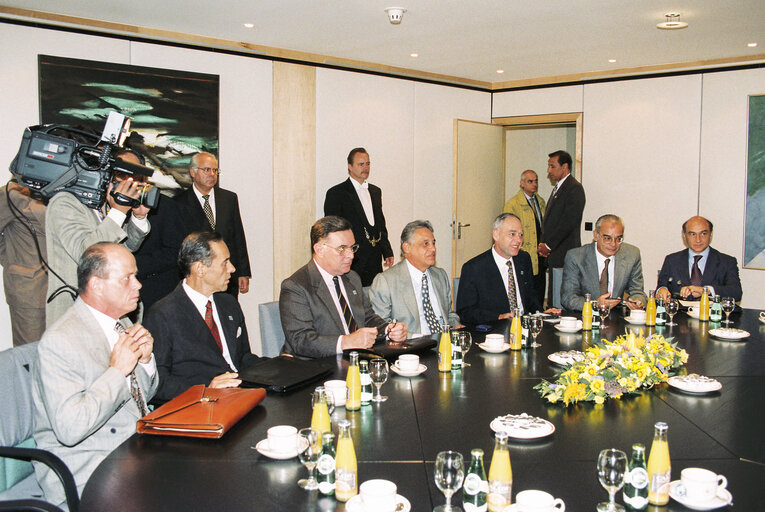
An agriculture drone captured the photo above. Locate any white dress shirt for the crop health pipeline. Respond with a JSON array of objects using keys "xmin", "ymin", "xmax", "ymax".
[
  {"xmin": 595, "ymin": 249, "xmax": 616, "ymax": 297},
  {"xmin": 350, "ymin": 178, "xmax": 375, "ymax": 226},
  {"xmin": 182, "ymin": 280, "xmax": 237, "ymax": 371},
  {"xmin": 491, "ymin": 246, "xmax": 525, "ymax": 315},
  {"xmin": 314, "ymin": 259, "xmax": 354, "ymax": 353},
  {"xmin": 94, "ymin": 207, "xmax": 149, "ymax": 233},
  {"xmin": 406, "ymin": 260, "xmax": 444, "ymax": 335}
]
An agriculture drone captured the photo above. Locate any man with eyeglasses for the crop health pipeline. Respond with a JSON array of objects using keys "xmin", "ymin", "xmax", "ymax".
[
  {"xmin": 656, "ymin": 216, "xmax": 742, "ymax": 301},
  {"xmin": 279, "ymin": 216, "xmax": 407, "ymax": 358},
  {"xmin": 561, "ymin": 214, "xmax": 646, "ymax": 311},
  {"xmin": 175, "ymin": 152, "xmax": 251, "ymax": 297}
]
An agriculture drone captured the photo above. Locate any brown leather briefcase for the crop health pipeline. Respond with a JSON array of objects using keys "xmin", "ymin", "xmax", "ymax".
[{"xmin": 137, "ymin": 385, "xmax": 266, "ymax": 439}]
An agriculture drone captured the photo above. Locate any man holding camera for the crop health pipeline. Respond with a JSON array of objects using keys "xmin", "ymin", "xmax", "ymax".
[{"xmin": 45, "ymin": 175, "xmax": 151, "ymax": 325}]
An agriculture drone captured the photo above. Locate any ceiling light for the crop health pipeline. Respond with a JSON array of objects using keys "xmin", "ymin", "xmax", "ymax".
[
  {"xmin": 496, "ymin": 69, "xmax": 504, "ymax": 74},
  {"xmin": 657, "ymin": 12, "xmax": 688, "ymax": 30},
  {"xmin": 748, "ymin": 42, "xmax": 758, "ymax": 48},
  {"xmin": 384, "ymin": 7, "xmax": 407, "ymax": 25},
  {"xmin": 243, "ymin": 23, "xmax": 254, "ymax": 28},
  {"xmin": 608, "ymin": 59, "xmax": 617, "ymax": 63},
  {"xmin": 410, "ymin": 52, "xmax": 419, "ymax": 58}
]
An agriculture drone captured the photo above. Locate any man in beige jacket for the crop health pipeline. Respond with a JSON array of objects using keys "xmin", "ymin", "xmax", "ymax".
[{"xmin": 502, "ymin": 170, "xmax": 546, "ymax": 306}]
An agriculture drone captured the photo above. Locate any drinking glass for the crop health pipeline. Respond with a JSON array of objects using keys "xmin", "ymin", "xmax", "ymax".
[
  {"xmin": 296, "ymin": 428, "xmax": 320, "ymax": 490},
  {"xmin": 598, "ymin": 301, "xmax": 611, "ymax": 327},
  {"xmin": 666, "ymin": 297, "xmax": 679, "ymax": 326},
  {"xmin": 455, "ymin": 331, "xmax": 473, "ymax": 367},
  {"xmin": 434, "ymin": 450, "xmax": 465, "ymax": 512},
  {"xmin": 529, "ymin": 315, "xmax": 544, "ymax": 348},
  {"xmin": 369, "ymin": 358, "xmax": 389, "ymax": 402},
  {"xmin": 721, "ymin": 297, "xmax": 735, "ymax": 325},
  {"xmin": 597, "ymin": 448, "xmax": 628, "ymax": 512}
]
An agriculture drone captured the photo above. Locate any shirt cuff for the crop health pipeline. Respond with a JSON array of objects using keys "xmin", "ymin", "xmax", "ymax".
[
  {"xmin": 139, "ymin": 354, "xmax": 157, "ymax": 377},
  {"xmin": 336, "ymin": 336, "xmax": 344, "ymax": 354},
  {"xmin": 106, "ymin": 208, "xmax": 127, "ymax": 226},
  {"xmin": 131, "ymin": 214, "xmax": 149, "ymax": 232}
]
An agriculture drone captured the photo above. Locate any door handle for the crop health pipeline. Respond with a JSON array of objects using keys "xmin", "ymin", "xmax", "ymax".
[{"xmin": 456, "ymin": 222, "xmax": 471, "ymax": 239}]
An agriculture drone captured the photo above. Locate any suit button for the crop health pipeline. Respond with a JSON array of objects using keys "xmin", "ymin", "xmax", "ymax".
[{"xmin": 110, "ymin": 428, "xmax": 117, "ymax": 434}]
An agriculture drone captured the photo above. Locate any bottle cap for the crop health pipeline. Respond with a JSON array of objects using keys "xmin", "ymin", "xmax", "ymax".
[
  {"xmin": 470, "ymin": 448, "xmax": 484, "ymax": 457},
  {"xmin": 654, "ymin": 421, "xmax": 668, "ymax": 432},
  {"xmin": 631, "ymin": 443, "xmax": 645, "ymax": 453},
  {"xmin": 338, "ymin": 419, "xmax": 350, "ymax": 428}
]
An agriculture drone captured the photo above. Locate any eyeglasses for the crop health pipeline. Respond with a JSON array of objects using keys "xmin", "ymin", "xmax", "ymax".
[
  {"xmin": 195, "ymin": 167, "xmax": 220, "ymax": 175},
  {"xmin": 323, "ymin": 243, "xmax": 359, "ymax": 255},
  {"xmin": 600, "ymin": 235, "xmax": 624, "ymax": 244}
]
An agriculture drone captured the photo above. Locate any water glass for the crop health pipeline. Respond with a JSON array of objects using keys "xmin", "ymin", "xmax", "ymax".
[
  {"xmin": 434, "ymin": 450, "xmax": 464, "ymax": 512},
  {"xmin": 529, "ymin": 315, "xmax": 544, "ymax": 348},
  {"xmin": 597, "ymin": 448, "xmax": 627, "ymax": 512},
  {"xmin": 369, "ymin": 358, "xmax": 389, "ymax": 402},
  {"xmin": 666, "ymin": 297, "xmax": 679, "ymax": 326},
  {"xmin": 721, "ymin": 297, "xmax": 735, "ymax": 325},
  {"xmin": 598, "ymin": 301, "xmax": 611, "ymax": 327},
  {"xmin": 297, "ymin": 428, "xmax": 320, "ymax": 490}
]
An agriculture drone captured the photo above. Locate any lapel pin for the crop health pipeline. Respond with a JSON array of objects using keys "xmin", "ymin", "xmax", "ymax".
[
  {"xmin": 352, "ymin": 290, "xmax": 357, "ymax": 295},
  {"xmin": 228, "ymin": 315, "xmax": 234, "ymax": 321}
]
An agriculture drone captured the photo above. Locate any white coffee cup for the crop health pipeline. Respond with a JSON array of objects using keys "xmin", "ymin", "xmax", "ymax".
[
  {"xmin": 323, "ymin": 379, "xmax": 347, "ymax": 407},
  {"xmin": 359, "ymin": 479, "xmax": 398, "ymax": 512},
  {"xmin": 397, "ymin": 354, "xmax": 420, "ymax": 372},
  {"xmin": 686, "ymin": 307, "xmax": 700, "ymax": 319},
  {"xmin": 759, "ymin": 311, "xmax": 765, "ymax": 320},
  {"xmin": 559, "ymin": 316, "xmax": 578, "ymax": 329},
  {"xmin": 484, "ymin": 333, "xmax": 505, "ymax": 349},
  {"xmin": 629, "ymin": 309, "xmax": 647, "ymax": 322},
  {"xmin": 677, "ymin": 467, "xmax": 727, "ymax": 503},
  {"xmin": 266, "ymin": 425, "xmax": 297, "ymax": 453},
  {"xmin": 516, "ymin": 489, "xmax": 566, "ymax": 511}
]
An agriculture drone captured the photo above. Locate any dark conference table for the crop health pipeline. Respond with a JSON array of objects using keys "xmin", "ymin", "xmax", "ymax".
[{"xmin": 80, "ymin": 310, "xmax": 765, "ymax": 511}]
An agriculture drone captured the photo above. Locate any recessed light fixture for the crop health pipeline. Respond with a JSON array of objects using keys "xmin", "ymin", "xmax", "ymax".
[
  {"xmin": 608, "ymin": 59, "xmax": 617, "ymax": 63},
  {"xmin": 748, "ymin": 42, "xmax": 758, "ymax": 48},
  {"xmin": 657, "ymin": 12, "xmax": 688, "ymax": 30},
  {"xmin": 243, "ymin": 23, "xmax": 254, "ymax": 28},
  {"xmin": 410, "ymin": 52, "xmax": 419, "ymax": 58},
  {"xmin": 496, "ymin": 69, "xmax": 505, "ymax": 74}
]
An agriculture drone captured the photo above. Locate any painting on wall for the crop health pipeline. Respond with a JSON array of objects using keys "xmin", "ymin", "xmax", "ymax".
[
  {"xmin": 38, "ymin": 54, "xmax": 219, "ymax": 190},
  {"xmin": 744, "ymin": 94, "xmax": 765, "ymax": 269}
]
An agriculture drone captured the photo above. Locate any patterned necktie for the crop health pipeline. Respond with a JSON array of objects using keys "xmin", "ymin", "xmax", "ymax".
[
  {"xmin": 114, "ymin": 322, "xmax": 148, "ymax": 417},
  {"xmin": 690, "ymin": 255, "xmax": 703, "ymax": 286},
  {"xmin": 205, "ymin": 300, "xmax": 224, "ymax": 352},
  {"xmin": 333, "ymin": 276, "xmax": 358, "ymax": 333},
  {"xmin": 506, "ymin": 259, "xmax": 518, "ymax": 311},
  {"xmin": 202, "ymin": 194, "xmax": 215, "ymax": 230},
  {"xmin": 421, "ymin": 273, "xmax": 441, "ymax": 335},
  {"xmin": 600, "ymin": 258, "xmax": 610, "ymax": 297}
]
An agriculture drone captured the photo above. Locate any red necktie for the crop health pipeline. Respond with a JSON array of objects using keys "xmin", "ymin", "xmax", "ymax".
[{"xmin": 205, "ymin": 300, "xmax": 223, "ymax": 352}]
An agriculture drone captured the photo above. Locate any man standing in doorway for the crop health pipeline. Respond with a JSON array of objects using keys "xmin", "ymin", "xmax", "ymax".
[
  {"xmin": 324, "ymin": 147, "xmax": 394, "ymax": 287},
  {"xmin": 537, "ymin": 150, "xmax": 585, "ymax": 309}
]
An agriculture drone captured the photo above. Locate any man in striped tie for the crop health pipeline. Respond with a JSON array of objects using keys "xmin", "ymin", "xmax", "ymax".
[{"xmin": 280, "ymin": 216, "xmax": 407, "ymax": 359}]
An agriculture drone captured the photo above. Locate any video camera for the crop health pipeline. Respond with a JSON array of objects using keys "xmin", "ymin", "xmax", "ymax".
[{"xmin": 9, "ymin": 111, "xmax": 159, "ymax": 209}]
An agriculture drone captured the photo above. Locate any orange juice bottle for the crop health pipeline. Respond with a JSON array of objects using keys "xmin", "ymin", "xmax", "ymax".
[
  {"xmin": 334, "ymin": 419, "xmax": 357, "ymax": 502},
  {"xmin": 345, "ymin": 352, "xmax": 361, "ymax": 411},
  {"xmin": 645, "ymin": 290, "xmax": 657, "ymax": 326},
  {"xmin": 646, "ymin": 422, "xmax": 671, "ymax": 505},
  {"xmin": 487, "ymin": 431, "xmax": 512, "ymax": 511},
  {"xmin": 699, "ymin": 287, "xmax": 710, "ymax": 322},
  {"xmin": 509, "ymin": 308, "xmax": 522, "ymax": 350},
  {"xmin": 582, "ymin": 293, "xmax": 593, "ymax": 330},
  {"xmin": 438, "ymin": 323, "xmax": 452, "ymax": 372},
  {"xmin": 310, "ymin": 386, "xmax": 331, "ymax": 438}
]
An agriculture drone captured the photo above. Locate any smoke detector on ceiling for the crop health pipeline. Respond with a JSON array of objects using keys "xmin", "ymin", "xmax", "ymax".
[
  {"xmin": 385, "ymin": 7, "xmax": 407, "ymax": 25},
  {"xmin": 657, "ymin": 12, "xmax": 688, "ymax": 30}
]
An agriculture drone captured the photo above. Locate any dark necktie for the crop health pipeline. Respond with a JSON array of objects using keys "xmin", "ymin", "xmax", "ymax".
[
  {"xmin": 114, "ymin": 322, "xmax": 148, "ymax": 417},
  {"xmin": 202, "ymin": 194, "xmax": 215, "ymax": 230},
  {"xmin": 421, "ymin": 273, "xmax": 441, "ymax": 334},
  {"xmin": 690, "ymin": 255, "xmax": 703, "ymax": 286},
  {"xmin": 528, "ymin": 196, "xmax": 542, "ymax": 237},
  {"xmin": 506, "ymin": 259, "xmax": 518, "ymax": 311},
  {"xmin": 544, "ymin": 185, "xmax": 558, "ymax": 216},
  {"xmin": 600, "ymin": 258, "xmax": 610, "ymax": 297},
  {"xmin": 205, "ymin": 300, "xmax": 224, "ymax": 353},
  {"xmin": 333, "ymin": 276, "xmax": 358, "ymax": 333}
]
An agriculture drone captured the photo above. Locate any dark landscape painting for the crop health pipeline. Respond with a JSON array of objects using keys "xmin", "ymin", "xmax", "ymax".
[{"xmin": 744, "ymin": 94, "xmax": 765, "ymax": 269}]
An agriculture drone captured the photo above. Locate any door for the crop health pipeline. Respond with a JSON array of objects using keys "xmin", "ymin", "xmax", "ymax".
[{"xmin": 452, "ymin": 119, "xmax": 505, "ymax": 278}]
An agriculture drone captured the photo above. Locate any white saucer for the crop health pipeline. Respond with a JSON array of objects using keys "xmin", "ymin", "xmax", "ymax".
[
  {"xmin": 502, "ymin": 501, "xmax": 565, "ymax": 512},
  {"xmin": 668, "ymin": 375, "xmax": 722, "ymax": 394},
  {"xmin": 554, "ymin": 322, "xmax": 582, "ymax": 333},
  {"xmin": 478, "ymin": 342, "xmax": 511, "ymax": 353},
  {"xmin": 254, "ymin": 438, "xmax": 305, "ymax": 460},
  {"xmin": 686, "ymin": 310, "xmax": 701, "ymax": 320},
  {"xmin": 490, "ymin": 413, "xmax": 555, "ymax": 440},
  {"xmin": 391, "ymin": 363, "xmax": 427, "ymax": 377},
  {"xmin": 345, "ymin": 493, "xmax": 411, "ymax": 512},
  {"xmin": 709, "ymin": 327, "xmax": 750, "ymax": 340},
  {"xmin": 547, "ymin": 350, "xmax": 585, "ymax": 366},
  {"xmin": 624, "ymin": 316, "xmax": 646, "ymax": 325},
  {"xmin": 669, "ymin": 480, "xmax": 732, "ymax": 510}
]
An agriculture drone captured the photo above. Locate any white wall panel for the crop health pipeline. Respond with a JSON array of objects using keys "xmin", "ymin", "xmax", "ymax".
[{"xmin": 493, "ymin": 85, "xmax": 583, "ymax": 117}]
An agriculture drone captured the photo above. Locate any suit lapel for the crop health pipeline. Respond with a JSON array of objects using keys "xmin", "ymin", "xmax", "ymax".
[
  {"xmin": 214, "ymin": 295, "xmax": 240, "ymax": 365},
  {"xmin": 680, "ymin": 249, "xmax": 693, "ymax": 285},
  {"xmin": 702, "ymin": 249, "xmax": 719, "ymax": 284},
  {"xmin": 584, "ymin": 244, "xmax": 601, "ymax": 295},
  {"xmin": 309, "ymin": 261, "xmax": 346, "ymax": 333},
  {"xmin": 343, "ymin": 178, "xmax": 368, "ymax": 227},
  {"xmin": 613, "ymin": 250, "xmax": 628, "ymax": 297},
  {"xmin": 174, "ymin": 287, "xmax": 231, "ymax": 366},
  {"xmin": 396, "ymin": 262, "xmax": 421, "ymax": 330},
  {"xmin": 343, "ymin": 274, "xmax": 365, "ymax": 326}
]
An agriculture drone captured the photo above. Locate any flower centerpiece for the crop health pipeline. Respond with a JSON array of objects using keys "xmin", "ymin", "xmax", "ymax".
[{"xmin": 535, "ymin": 331, "xmax": 688, "ymax": 405}]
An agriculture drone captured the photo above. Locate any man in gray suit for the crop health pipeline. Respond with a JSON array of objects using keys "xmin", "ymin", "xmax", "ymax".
[
  {"xmin": 369, "ymin": 220, "xmax": 459, "ymax": 335},
  {"xmin": 32, "ymin": 242, "xmax": 157, "ymax": 506},
  {"xmin": 561, "ymin": 214, "xmax": 646, "ymax": 311},
  {"xmin": 280, "ymin": 216, "xmax": 407, "ymax": 359}
]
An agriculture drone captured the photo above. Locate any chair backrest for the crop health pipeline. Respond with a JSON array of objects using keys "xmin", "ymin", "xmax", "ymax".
[
  {"xmin": 258, "ymin": 302, "xmax": 285, "ymax": 357},
  {"xmin": 453, "ymin": 277, "xmax": 460, "ymax": 309}
]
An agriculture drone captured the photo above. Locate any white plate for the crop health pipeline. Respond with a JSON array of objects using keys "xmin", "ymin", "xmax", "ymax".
[
  {"xmin": 547, "ymin": 350, "xmax": 585, "ymax": 366},
  {"xmin": 478, "ymin": 342, "xmax": 511, "ymax": 353},
  {"xmin": 709, "ymin": 327, "xmax": 750, "ymax": 340},
  {"xmin": 554, "ymin": 322, "xmax": 582, "ymax": 333},
  {"xmin": 390, "ymin": 363, "xmax": 427, "ymax": 377},
  {"xmin": 345, "ymin": 493, "xmax": 411, "ymax": 512},
  {"xmin": 680, "ymin": 299, "xmax": 698, "ymax": 308},
  {"xmin": 668, "ymin": 375, "xmax": 722, "ymax": 394},
  {"xmin": 624, "ymin": 316, "xmax": 646, "ymax": 325},
  {"xmin": 254, "ymin": 438, "xmax": 306, "ymax": 460},
  {"xmin": 490, "ymin": 413, "xmax": 555, "ymax": 440},
  {"xmin": 669, "ymin": 480, "xmax": 733, "ymax": 510}
]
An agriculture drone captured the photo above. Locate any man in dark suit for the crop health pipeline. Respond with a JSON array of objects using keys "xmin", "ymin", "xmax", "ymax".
[
  {"xmin": 656, "ymin": 216, "xmax": 742, "ymax": 301},
  {"xmin": 457, "ymin": 213, "xmax": 559, "ymax": 325},
  {"xmin": 175, "ymin": 152, "xmax": 251, "ymax": 297},
  {"xmin": 537, "ymin": 150, "xmax": 586, "ymax": 309},
  {"xmin": 144, "ymin": 232, "xmax": 260, "ymax": 404},
  {"xmin": 324, "ymin": 147, "xmax": 393, "ymax": 286},
  {"xmin": 279, "ymin": 216, "xmax": 406, "ymax": 359}
]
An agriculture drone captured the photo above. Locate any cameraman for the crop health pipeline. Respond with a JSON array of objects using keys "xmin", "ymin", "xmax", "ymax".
[{"xmin": 45, "ymin": 173, "xmax": 151, "ymax": 325}]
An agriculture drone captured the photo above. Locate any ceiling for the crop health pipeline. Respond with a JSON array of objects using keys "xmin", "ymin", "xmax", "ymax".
[{"xmin": 1, "ymin": 0, "xmax": 764, "ymax": 89}]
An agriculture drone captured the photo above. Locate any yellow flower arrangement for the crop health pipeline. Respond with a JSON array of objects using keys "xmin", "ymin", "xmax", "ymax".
[{"xmin": 535, "ymin": 332, "xmax": 688, "ymax": 406}]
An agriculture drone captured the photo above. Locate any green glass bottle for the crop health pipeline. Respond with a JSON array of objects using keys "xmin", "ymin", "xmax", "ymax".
[
  {"xmin": 623, "ymin": 443, "xmax": 648, "ymax": 510},
  {"xmin": 316, "ymin": 431, "xmax": 336, "ymax": 496},
  {"xmin": 710, "ymin": 295, "xmax": 723, "ymax": 323},
  {"xmin": 463, "ymin": 448, "xmax": 488, "ymax": 511},
  {"xmin": 359, "ymin": 360, "xmax": 373, "ymax": 405}
]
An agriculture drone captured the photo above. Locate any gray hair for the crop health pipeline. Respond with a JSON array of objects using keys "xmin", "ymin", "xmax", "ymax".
[
  {"xmin": 400, "ymin": 220, "xmax": 434, "ymax": 257},
  {"xmin": 493, "ymin": 212, "xmax": 521, "ymax": 230},
  {"xmin": 77, "ymin": 242, "xmax": 117, "ymax": 294},
  {"xmin": 178, "ymin": 231, "xmax": 224, "ymax": 277},
  {"xmin": 595, "ymin": 214, "xmax": 624, "ymax": 233},
  {"xmin": 190, "ymin": 151, "xmax": 217, "ymax": 169}
]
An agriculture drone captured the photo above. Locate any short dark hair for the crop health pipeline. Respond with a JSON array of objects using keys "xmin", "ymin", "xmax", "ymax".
[
  {"xmin": 682, "ymin": 217, "xmax": 714, "ymax": 233},
  {"xmin": 400, "ymin": 220, "xmax": 434, "ymax": 257},
  {"xmin": 178, "ymin": 231, "xmax": 224, "ymax": 277},
  {"xmin": 311, "ymin": 216, "xmax": 352, "ymax": 253},
  {"xmin": 77, "ymin": 242, "xmax": 114, "ymax": 294},
  {"xmin": 347, "ymin": 147, "xmax": 368, "ymax": 165},
  {"xmin": 548, "ymin": 150, "xmax": 572, "ymax": 169},
  {"xmin": 116, "ymin": 149, "xmax": 146, "ymax": 165}
]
